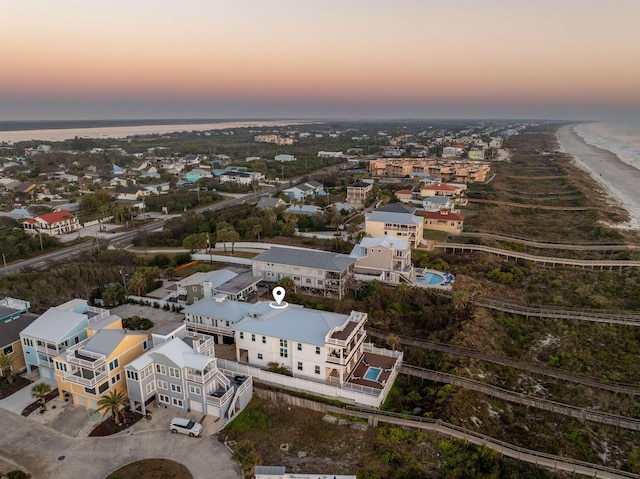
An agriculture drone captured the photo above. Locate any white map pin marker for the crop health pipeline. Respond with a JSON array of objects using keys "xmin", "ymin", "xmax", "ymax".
[{"xmin": 272, "ymin": 286, "xmax": 286, "ymax": 305}]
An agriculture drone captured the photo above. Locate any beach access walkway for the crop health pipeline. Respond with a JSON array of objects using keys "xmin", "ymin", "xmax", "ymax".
[
  {"xmin": 435, "ymin": 242, "xmax": 640, "ymax": 269},
  {"xmin": 367, "ymin": 328, "xmax": 640, "ymax": 396},
  {"xmin": 325, "ymin": 405, "xmax": 640, "ymax": 479}
]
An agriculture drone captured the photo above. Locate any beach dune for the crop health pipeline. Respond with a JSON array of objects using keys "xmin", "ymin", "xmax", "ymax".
[{"xmin": 557, "ymin": 124, "xmax": 640, "ymax": 230}]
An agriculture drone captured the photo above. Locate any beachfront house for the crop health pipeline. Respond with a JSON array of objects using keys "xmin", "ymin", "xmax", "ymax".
[
  {"xmin": 19, "ymin": 300, "xmax": 115, "ymax": 380},
  {"xmin": 125, "ymin": 322, "xmax": 253, "ymax": 419},
  {"xmin": 349, "ymin": 236, "xmax": 415, "ymax": 285},
  {"xmin": 54, "ymin": 325, "xmax": 149, "ymax": 410},
  {"xmin": 252, "ymin": 247, "xmax": 355, "ymax": 300},
  {"xmin": 364, "ymin": 204, "xmax": 426, "ymax": 248}
]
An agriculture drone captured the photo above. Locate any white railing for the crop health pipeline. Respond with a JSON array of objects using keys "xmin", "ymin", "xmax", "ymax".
[
  {"xmin": 218, "ymin": 360, "xmax": 384, "ymax": 408},
  {"xmin": 185, "ymin": 321, "xmax": 232, "ymax": 336},
  {"xmin": 186, "ymin": 368, "xmax": 217, "ymax": 383},
  {"xmin": 205, "ymin": 387, "xmax": 234, "ymax": 406},
  {"xmin": 64, "ymin": 370, "xmax": 108, "ymax": 388},
  {"xmin": 226, "ymin": 376, "xmax": 253, "ymax": 418},
  {"xmin": 35, "ymin": 344, "xmax": 58, "ymax": 355},
  {"xmin": 363, "ymin": 342, "xmax": 403, "ymax": 359}
]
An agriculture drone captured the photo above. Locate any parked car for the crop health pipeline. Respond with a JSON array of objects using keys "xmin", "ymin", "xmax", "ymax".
[{"xmin": 170, "ymin": 417, "xmax": 203, "ymax": 437}]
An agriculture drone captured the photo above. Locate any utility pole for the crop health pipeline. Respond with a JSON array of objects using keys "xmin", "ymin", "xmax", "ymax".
[{"xmin": 2, "ymin": 253, "xmax": 6, "ymax": 269}]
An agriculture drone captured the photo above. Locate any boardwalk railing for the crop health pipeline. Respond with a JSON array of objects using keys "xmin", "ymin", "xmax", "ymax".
[
  {"xmin": 400, "ymin": 365, "xmax": 640, "ymax": 431},
  {"xmin": 457, "ymin": 231, "xmax": 634, "ymax": 251},
  {"xmin": 326, "ymin": 405, "xmax": 640, "ymax": 479},
  {"xmin": 432, "ymin": 291, "xmax": 640, "ymax": 326},
  {"xmin": 435, "ymin": 242, "xmax": 640, "ymax": 269},
  {"xmin": 367, "ymin": 328, "xmax": 640, "ymax": 396}
]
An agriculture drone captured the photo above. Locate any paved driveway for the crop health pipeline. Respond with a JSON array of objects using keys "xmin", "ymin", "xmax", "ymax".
[
  {"xmin": 0, "ymin": 408, "xmax": 241, "ymax": 479},
  {"xmin": 0, "ymin": 378, "xmax": 56, "ymax": 414}
]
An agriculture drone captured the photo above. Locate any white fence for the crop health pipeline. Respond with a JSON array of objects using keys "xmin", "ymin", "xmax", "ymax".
[{"xmin": 217, "ymin": 358, "xmax": 385, "ymax": 408}]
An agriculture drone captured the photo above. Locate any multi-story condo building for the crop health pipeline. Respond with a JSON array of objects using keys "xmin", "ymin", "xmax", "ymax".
[
  {"xmin": 368, "ymin": 158, "xmax": 489, "ymax": 184},
  {"xmin": 125, "ymin": 323, "xmax": 252, "ymax": 419},
  {"xmin": 252, "ymin": 247, "xmax": 355, "ymax": 300},
  {"xmin": 54, "ymin": 326, "xmax": 149, "ymax": 410},
  {"xmin": 20, "ymin": 300, "xmax": 115, "ymax": 380}
]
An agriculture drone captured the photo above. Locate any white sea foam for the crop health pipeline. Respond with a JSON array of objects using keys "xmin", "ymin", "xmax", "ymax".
[{"xmin": 557, "ymin": 122, "xmax": 640, "ymax": 230}]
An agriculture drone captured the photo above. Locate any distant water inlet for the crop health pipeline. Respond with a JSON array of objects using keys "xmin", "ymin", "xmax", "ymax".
[{"xmin": 413, "ymin": 269, "xmax": 454, "ymax": 288}]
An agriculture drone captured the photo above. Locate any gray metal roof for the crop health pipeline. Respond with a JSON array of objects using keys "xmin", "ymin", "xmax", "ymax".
[
  {"xmin": 215, "ymin": 273, "xmax": 261, "ymax": 294},
  {"xmin": 83, "ymin": 329, "xmax": 147, "ymax": 357},
  {"xmin": 365, "ymin": 211, "xmax": 422, "ymax": 226},
  {"xmin": 20, "ymin": 307, "xmax": 88, "ymax": 342},
  {"xmin": 0, "ymin": 313, "xmax": 38, "ymax": 347},
  {"xmin": 374, "ymin": 203, "xmax": 416, "ymax": 214},
  {"xmin": 252, "ymin": 247, "xmax": 355, "ymax": 272},
  {"xmin": 256, "ymin": 197, "xmax": 283, "ymax": 210},
  {"xmin": 255, "ymin": 466, "xmax": 286, "ymax": 475},
  {"xmin": 0, "ymin": 306, "xmax": 20, "ymax": 321},
  {"xmin": 235, "ymin": 304, "xmax": 349, "ymax": 346},
  {"xmin": 183, "ymin": 298, "xmax": 254, "ymax": 322},
  {"xmin": 153, "ymin": 322, "xmax": 184, "ymax": 337}
]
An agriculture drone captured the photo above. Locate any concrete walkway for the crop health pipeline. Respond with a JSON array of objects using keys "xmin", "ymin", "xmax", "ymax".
[
  {"xmin": 0, "ymin": 407, "xmax": 241, "ymax": 479},
  {"xmin": 0, "ymin": 377, "xmax": 56, "ymax": 414}
]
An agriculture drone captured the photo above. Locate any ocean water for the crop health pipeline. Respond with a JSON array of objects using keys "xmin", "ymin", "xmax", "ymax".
[
  {"xmin": 0, "ymin": 119, "xmax": 309, "ymax": 144},
  {"xmin": 573, "ymin": 121, "xmax": 640, "ymax": 172}
]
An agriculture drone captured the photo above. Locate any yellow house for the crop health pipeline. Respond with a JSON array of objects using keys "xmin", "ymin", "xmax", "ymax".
[
  {"xmin": 418, "ymin": 209, "xmax": 465, "ymax": 235},
  {"xmin": 1, "ymin": 314, "xmax": 38, "ymax": 378},
  {"xmin": 54, "ymin": 320, "xmax": 150, "ymax": 410}
]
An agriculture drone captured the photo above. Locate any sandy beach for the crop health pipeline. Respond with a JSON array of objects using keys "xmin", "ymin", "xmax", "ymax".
[
  {"xmin": 556, "ymin": 124, "xmax": 640, "ymax": 230},
  {"xmin": 0, "ymin": 119, "xmax": 312, "ymax": 144}
]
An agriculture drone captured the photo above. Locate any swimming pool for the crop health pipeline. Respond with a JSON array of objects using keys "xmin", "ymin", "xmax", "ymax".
[
  {"xmin": 363, "ymin": 367, "xmax": 382, "ymax": 381},
  {"xmin": 415, "ymin": 272, "xmax": 445, "ymax": 285}
]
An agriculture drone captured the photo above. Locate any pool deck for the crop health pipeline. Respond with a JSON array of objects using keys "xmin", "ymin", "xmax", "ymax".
[
  {"xmin": 348, "ymin": 353, "xmax": 398, "ymax": 389},
  {"xmin": 412, "ymin": 268, "xmax": 455, "ymax": 289}
]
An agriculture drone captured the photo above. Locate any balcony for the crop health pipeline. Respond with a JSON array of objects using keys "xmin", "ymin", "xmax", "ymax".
[
  {"xmin": 205, "ymin": 387, "xmax": 233, "ymax": 406},
  {"xmin": 186, "ymin": 368, "xmax": 217, "ymax": 383},
  {"xmin": 186, "ymin": 321, "xmax": 232, "ymax": 336},
  {"xmin": 64, "ymin": 369, "xmax": 108, "ymax": 388},
  {"xmin": 35, "ymin": 343, "xmax": 59, "ymax": 355},
  {"xmin": 66, "ymin": 348, "xmax": 106, "ymax": 369}
]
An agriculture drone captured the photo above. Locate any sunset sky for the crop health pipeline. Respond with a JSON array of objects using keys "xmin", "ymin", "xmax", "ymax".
[{"xmin": 1, "ymin": 0, "xmax": 639, "ymax": 121}]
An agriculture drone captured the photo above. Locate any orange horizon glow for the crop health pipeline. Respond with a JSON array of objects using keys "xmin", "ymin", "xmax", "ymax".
[{"xmin": 1, "ymin": 0, "xmax": 639, "ymax": 120}]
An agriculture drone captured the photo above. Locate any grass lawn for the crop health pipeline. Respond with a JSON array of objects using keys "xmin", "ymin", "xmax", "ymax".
[{"xmin": 104, "ymin": 459, "xmax": 192, "ymax": 479}]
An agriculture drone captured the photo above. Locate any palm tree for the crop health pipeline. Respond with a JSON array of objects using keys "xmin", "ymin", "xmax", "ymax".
[
  {"xmin": 0, "ymin": 353, "xmax": 15, "ymax": 384},
  {"xmin": 252, "ymin": 224, "xmax": 262, "ymax": 242},
  {"xmin": 97, "ymin": 389, "xmax": 129, "ymax": 425},
  {"xmin": 31, "ymin": 383, "xmax": 52, "ymax": 410}
]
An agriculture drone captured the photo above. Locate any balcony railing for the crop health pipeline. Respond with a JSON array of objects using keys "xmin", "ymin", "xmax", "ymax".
[
  {"xmin": 66, "ymin": 350, "xmax": 106, "ymax": 369},
  {"xmin": 186, "ymin": 368, "xmax": 217, "ymax": 383},
  {"xmin": 64, "ymin": 370, "xmax": 108, "ymax": 388},
  {"xmin": 35, "ymin": 343, "xmax": 59, "ymax": 355},
  {"xmin": 185, "ymin": 321, "xmax": 232, "ymax": 336},
  {"xmin": 205, "ymin": 387, "xmax": 233, "ymax": 406}
]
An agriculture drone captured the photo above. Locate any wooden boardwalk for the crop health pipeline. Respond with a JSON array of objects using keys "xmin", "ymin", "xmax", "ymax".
[
  {"xmin": 367, "ymin": 328, "xmax": 640, "ymax": 395},
  {"xmin": 327, "ymin": 405, "xmax": 640, "ymax": 479},
  {"xmin": 436, "ymin": 242, "xmax": 640, "ymax": 268}
]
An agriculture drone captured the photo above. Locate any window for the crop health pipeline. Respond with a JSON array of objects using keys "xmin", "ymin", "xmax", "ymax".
[
  {"xmin": 84, "ymin": 387, "xmax": 96, "ymax": 395},
  {"xmin": 126, "ymin": 370, "xmax": 138, "ymax": 381},
  {"xmin": 143, "ymin": 340, "xmax": 148, "ymax": 351},
  {"xmin": 158, "ymin": 394, "xmax": 169, "ymax": 404},
  {"xmin": 109, "ymin": 358, "xmax": 119, "ymax": 371},
  {"xmin": 169, "ymin": 367, "xmax": 180, "ymax": 379},
  {"xmin": 297, "ymin": 343, "xmax": 302, "ymax": 351},
  {"xmin": 172, "ymin": 398, "xmax": 184, "ymax": 407},
  {"xmin": 239, "ymin": 332, "xmax": 244, "ymax": 340},
  {"xmin": 98, "ymin": 382, "xmax": 109, "ymax": 394},
  {"xmin": 297, "ymin": 362, "xmax": 303, "ymax": 371},
  {"xmin": 145, "ymin": 381, "xmax": 155, "ymax": 394},
  {"xmin": 3, "ymin": 345, "xmax": 13, "ymax": 355},
  {"xmin": 54, "ymin": 361, "xmax": 67, "ymax": 372},
  {"xmin": 315, "ymin": 346, "xmax": 321, "ymax": 355},
  {"xmin": 279, "ymin": 339, "xmax": 288, "ymax": 347},
  {"xmin": 171, "ymin": 384, "xmax": 182, "ymax": 393},
  {"xmin": 189, "ymin": 385, "xmax": 201, "ymax": 394},
  {"xmin": 157, "ymin": 380, "xmax": 168, "ymax": 390},
  {"xmin": 111, "ymin": 373, "xmax": 121, "ymax": 385},
  {"xmin": 257, "ymin": 353, "xmax": 263, "ymax": 360},
  {"xmin": 315, "ymin": 366, "xmax": 320, "ymax": 375},
  {"xmin": 279, "ymin": 348, "xmax": 288, "ymax": 358},
  {"xmin": 156, "ymin": 364, "xmax": 166, "ymax": 375},
  {"xmin": 306, "ymin": 278, "xmax": 312, "ymax": 284},
  {"xmin": 251, "ymin": 334, "xmax": 256, "ymax": 342},
  {"xmin": 262, "ymin": 336, "xmax": 266, "ymax": 344},
  {"xmin": 22, "ymin": 338, "xmax": 33, "ymax": 347}
]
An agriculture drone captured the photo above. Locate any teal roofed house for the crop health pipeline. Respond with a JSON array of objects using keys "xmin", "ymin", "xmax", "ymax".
[
  {"xmin": 0, "ymin": 298, "xmax": 30, "ymax": 323},
  {"xmin": 185, "ymin": 168, "xmax": 213, "ymax": 183}
]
